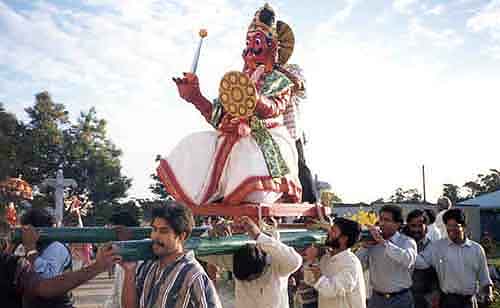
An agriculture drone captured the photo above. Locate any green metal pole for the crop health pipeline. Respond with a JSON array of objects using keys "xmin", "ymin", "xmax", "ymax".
[
  {"xmin": 115, "ymin": 229, "xmax": 327, "ymax": 261},
  {"xmin": 11, "ymin": 226, "xmax": 210, "ymax": 243},
  {"xmin": 12, "ymin": 227, "xmax": 326, "ymax": 261}
]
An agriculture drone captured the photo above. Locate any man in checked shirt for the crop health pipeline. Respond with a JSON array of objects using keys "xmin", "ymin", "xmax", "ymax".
[{"xmin": 120, "ymin": 201, "xmax": 223, "ymax": 308}]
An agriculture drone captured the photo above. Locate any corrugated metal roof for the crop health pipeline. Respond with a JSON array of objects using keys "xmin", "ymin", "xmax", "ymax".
[{"xmin": 458, "ymin": 190, "xmax": 500, "ymax": 209}]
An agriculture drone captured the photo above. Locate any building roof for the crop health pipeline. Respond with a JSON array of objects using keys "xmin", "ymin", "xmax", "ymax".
[{"xmin": 458, "ymin": 190, "xmax": 500, "ymax": 209}]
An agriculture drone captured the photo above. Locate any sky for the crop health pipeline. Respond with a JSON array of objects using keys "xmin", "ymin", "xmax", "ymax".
[{"xmin": 1, "ymin": 0, "xmax": 499, "ymax": 203}]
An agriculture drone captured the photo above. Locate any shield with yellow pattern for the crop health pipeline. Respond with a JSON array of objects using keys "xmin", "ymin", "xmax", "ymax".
[{"xmin": 218, "ymin": 71, "xmax": 257, "ymax": 118}]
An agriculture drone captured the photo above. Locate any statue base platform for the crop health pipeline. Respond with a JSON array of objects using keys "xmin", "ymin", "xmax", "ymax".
[{"xmin": 191, "ymin": 202, "xmax": 331, "ymax": 218}]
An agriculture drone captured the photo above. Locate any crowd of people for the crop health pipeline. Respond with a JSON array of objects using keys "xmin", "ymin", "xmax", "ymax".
[{"xmin": 0, "ymin": 198, "xmax": 496, "ymax": 308}]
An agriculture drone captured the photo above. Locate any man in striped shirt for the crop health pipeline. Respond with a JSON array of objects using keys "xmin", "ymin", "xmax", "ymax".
[{"xmin": 120, "ymin": 201, "xmax": 222, "ymax": 308}]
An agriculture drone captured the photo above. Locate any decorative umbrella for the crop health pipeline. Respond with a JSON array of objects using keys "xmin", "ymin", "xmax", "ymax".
[{"xmin": 0, "ymin": 177, "xmax": 33, "ymax": 200}]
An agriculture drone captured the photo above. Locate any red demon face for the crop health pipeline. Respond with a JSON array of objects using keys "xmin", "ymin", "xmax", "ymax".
[{"xmin": 243, "ymin": 30, "xmax": 276, "ymax": 71}]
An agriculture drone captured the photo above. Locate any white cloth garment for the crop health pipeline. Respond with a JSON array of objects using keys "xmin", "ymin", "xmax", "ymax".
[
  {"xmin": 312, "ymin": 249, "xmax": 366, "ymax": 308},
  {"xmin": 163, "ymin": 126, "xmax": 299, "ymax": 205},
  {"xmin": 235, "ymin": 233, "xmax": 302, "ymax": 308},
  {"xmin": 433, "ymin": 210, "xmax": 449, "ymax": 240},
  {"xmin": 201, "ymin": 233, "xmax": 302, "ymax": 308},
  {"xmin": 426, "ymin": 223, "xmax": 442, "ymax": 242}
]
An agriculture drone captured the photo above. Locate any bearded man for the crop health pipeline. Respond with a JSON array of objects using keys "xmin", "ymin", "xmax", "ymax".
[
  {"xmin": 304, "ymin": 218, "xmax": 366, "ymax": 308},
  {"xmin": 404, "ymin": 209, "xmax": 439, "ymax": 308}
]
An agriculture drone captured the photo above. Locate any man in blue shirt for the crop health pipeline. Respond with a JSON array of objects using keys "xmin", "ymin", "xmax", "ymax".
[
  {"xmin": 357, "ymin": 204, "xmax": 418, "ymax": 308},
  {"xmin": 21, "ymin": 208, "xmax": 73, "ymax": 308},
  {"xmin": 1, "ymin": 219, "xmax": 121, "ymax": 308},
  {"xmin": 416, "ymin": 208, "xmax": 493, "ymax": 308}
]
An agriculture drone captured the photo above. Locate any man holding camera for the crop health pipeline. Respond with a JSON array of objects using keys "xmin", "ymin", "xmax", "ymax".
[
  {"xmin": 356, "ymin": 204, "xmax": 418, "ymax": 308},
  {"xmin": 305, "ymin": 217, "xmax": 366, "ymax": 308}
]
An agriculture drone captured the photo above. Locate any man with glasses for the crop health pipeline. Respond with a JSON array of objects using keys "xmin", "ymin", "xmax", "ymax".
[
  {"xmin": 357, "ymin": 204, "xmax": 417, "ymax": 308},
  {"xmin": 416, "ymin": 208, "xmax": 493, "ymax": 308}
]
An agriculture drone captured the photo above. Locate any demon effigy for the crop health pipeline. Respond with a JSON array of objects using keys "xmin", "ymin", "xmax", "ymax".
[{"xmin": 158, "ymin": 4, "xmax": 315, "ymax": 207}]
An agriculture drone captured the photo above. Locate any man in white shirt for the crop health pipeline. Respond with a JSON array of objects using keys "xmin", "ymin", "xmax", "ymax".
[
  {"xmin": 305, "ymin": 217, "xmax": 366, "ymax": 308},
  {"xmin": 232, "ymin": 216, "xmax": 303, "ymax": 308}
]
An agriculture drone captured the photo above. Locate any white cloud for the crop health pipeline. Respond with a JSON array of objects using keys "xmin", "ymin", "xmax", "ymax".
[
  {"xmin": 393, "ymin": 0, "xmax": 419, "ymax": 15},
  {"xmin": 293, "ymin": 12, "xmax": 499, "ymax": 203},
  {"xmin": 316, "ymin": 0, "xmax": 359, "ymax": 32},
  {"xmin": 481, "ymin": 44, "xmax": 500, "ymax": 59},
  {"xmin": 425, "ymin": 4, "xmax": 445, "ymax": 16},
  {"xmin": 333, "ymin": 0, "xmax": 359, "ymax": 25},
  {"xmin": 0, "ymin": 0, "xmax": 263, "ymax": 198},
  {"xmin": 408, "ymin": 18, "xmax": 464, "ymax": 49},
  {"xmin": 467, "ymin": 0, "xmax": 500, "ymax": 40},
  {"xmin": 1, "ymin": 0, "xmax": 499, "ymax": 204},
  {"xmin": 466, "ymin": 0, "xmax": 500, "ymax": 59}
]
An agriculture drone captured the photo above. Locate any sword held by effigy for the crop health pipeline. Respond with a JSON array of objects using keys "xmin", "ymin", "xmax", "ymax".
[{"xmin": 190, "ymin": 29, "xmax": 208, "ymax": 74}]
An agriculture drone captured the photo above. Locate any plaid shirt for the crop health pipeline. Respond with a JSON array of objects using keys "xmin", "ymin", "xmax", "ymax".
[
  {"xmin": 136, "ymin": 251, "xmax": 222, "ymax": 308},
  {"xmin": 280, "ymin": 64, "xmax": 307, "ymax": 141}
]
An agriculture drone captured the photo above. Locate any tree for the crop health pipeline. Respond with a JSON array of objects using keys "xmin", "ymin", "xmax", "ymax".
[
  {"xmin": 22, "ymin": 91, "xmax": 69, "ymax": 185},
  {"xmin": 149, "ymin": 154, "xmax": 172, "ymax": 200},
  {"xmin": 89, "ymin": 199, "xmax": 142, "ymax": 226},
  {"xmin": 61, "ymin": 108, "xmax": 132, "ymax": 224},
  {"xmin": 442, "ymin": 183, "xmax": 465, "ymax": 204},
  {"xmin": 0, "ymin": 103, "xmax": 24, "ymax": 181},
  {"xmin": 388, "ymin": 187, "xmax": 422, "ymax": 203},
  {"xmin": 463, "ymin": 169, "xmax": 500, "ymax": 199},
  {"xmin": 1, "ymin": 93, "xmax": 132, "ymax": 224},
  {"xmin": 63, "ymin": 107, "xmax": 132, "ymax": 205}
]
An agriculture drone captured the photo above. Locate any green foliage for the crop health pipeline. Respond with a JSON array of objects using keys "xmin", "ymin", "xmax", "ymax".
[
  {"xmin": 1, "ymin": 92, "xmax": 131, "ymax": 223},
  {"xmin": 442, "ymin": 169, "xmax": 500, "ymax": 203},
  {"xmin": 0, "ymin": 103, "xmax": 25, "ymax": 181},
  {"xmin": 149, "ymin": 154, "xmax": 172, "ymax": 200},
  {"xmin": 442, "ymin": 183, "xmax": 465, "ymax": 204},
  {"xmin": 21, "ymin": 91, "xmax": 69, "ymax": 184},
  {"xmin": 388, "ymin": 187, "xmax": 422, "ymax": 203},
  {"xmin": 86, "ymin": 199, "xmax": 142, "ymax": 226},
  {"xmin": 464, "ymin": 169, "xmax": 500, "ymax": 199},
  {"xmin": 62, "ymin": 107, "xmax": 132, "ymax": 204}
]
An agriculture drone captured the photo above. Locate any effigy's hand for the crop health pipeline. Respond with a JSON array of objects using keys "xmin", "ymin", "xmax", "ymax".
[{"xmin": 172, "ymin": 72, "xmax": 201, "ymax": 103}]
